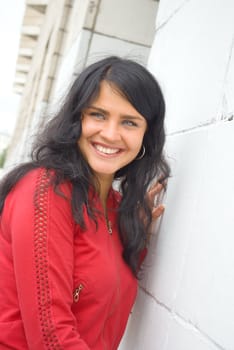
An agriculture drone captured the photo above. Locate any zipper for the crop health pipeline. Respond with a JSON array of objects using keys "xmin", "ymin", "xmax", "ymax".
[
  {"xmin": 104, "ymin": 210, "xmax": 112, "ymax": 234},
  {"xmin": 73, "ymin": 284, "xmax": 83, "ymax": 303},
  {"xmin": 106, "ymin": 219, "xmax": 112, "ymax": 234},
  {"xmin": 101, "ymin": 223, "xmax": 120, "ymax": 349}
]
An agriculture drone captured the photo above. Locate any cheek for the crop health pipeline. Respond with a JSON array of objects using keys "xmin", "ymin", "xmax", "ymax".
[
  {"xmin": 81, "ymin": 120, "xmax": 99, "ymax": 139},
  {"xmin": 137, "ymin": 129, "xmax": 146, "ymax": 144},
  {"xmin": 128, "ymin": 132, "xmax": 146, "ymax": 154}
]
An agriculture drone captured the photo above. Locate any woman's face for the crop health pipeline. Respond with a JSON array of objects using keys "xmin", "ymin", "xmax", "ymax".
[{"xmin": 78, "ymin": 81, "xmax": 147, "ymax": 183}]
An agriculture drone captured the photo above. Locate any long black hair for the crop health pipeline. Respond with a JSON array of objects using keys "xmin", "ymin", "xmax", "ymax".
[{"xmin": 0, "ymin": 56, "xmax": 170, "ymax": 276}]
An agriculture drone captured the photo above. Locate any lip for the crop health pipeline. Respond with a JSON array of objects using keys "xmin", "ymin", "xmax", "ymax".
[{"xmin": 91, "ymin": 142, "xmax": 124, "ymax": 158}]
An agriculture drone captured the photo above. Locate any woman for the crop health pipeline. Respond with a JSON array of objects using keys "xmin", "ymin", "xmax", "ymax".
[{"xmin": 0, "ymin": 56, "xmax": 170, "ymax": 349}]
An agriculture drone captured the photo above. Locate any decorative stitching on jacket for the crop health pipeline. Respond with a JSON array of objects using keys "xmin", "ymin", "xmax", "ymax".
[{"xmin": 34, "ymin": 169, "xmax": 62, "ymax": 349}]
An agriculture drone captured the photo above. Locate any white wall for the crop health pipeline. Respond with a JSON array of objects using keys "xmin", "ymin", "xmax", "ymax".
[{"xmin": 119, "ymin": 0, "xmax": 234, "ymax": 349}]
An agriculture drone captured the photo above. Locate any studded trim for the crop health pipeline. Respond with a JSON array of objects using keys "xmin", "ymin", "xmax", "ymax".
[{"xmin": 34, "ymin": 169, "xmax": 62, "ymax": 349}]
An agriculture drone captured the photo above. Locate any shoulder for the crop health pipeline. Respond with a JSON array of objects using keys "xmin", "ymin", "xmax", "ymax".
[
  {"xmin": 4, "ymin": 168, "xmax": 72, "ymax": 218},
  {"xmin": 13, "ymin": 167, "xmax": 72, "ymax": 196}
]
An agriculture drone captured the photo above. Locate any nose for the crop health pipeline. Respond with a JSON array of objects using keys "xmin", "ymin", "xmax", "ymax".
[{"xmin": 99, "ymin": 120, "xmax": 121, "ymax": 142}]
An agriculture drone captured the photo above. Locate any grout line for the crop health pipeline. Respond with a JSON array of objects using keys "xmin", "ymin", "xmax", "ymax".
[
  {"xmin": 222, "ymin": 34, "xmax": 234, "ymax": 91},
  {"xmin": 83, "ymin": 28, "xmax": 151, "ymax": 48},
  {"xmin": 220, "ymin": 34, "xmax": 234, "ymax": 120},
  {"xmin": 156, "ymin": 0, "xmax": 192, "ymax": 33},
  {"xmin": 83, "ymin": 0, "xmax": 102, "ymax": 64},
  {"xmin": 166, "ymin": 117, "xmax": 234, "ymax": 137},
  {"xmin": 140, "ymin": 286, "xmax": 226, "ymax": 350}
]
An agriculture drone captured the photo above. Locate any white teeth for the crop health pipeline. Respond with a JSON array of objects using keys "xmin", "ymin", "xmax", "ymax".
[{"xmin": 95, "ymin": 144, "xmax": 119, "ymax": 154}]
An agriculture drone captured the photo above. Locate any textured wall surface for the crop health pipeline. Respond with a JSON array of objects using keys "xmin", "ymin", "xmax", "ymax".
[{"xmin": 119, "ymin": 0, "xmax": 234, "ymax": 349}]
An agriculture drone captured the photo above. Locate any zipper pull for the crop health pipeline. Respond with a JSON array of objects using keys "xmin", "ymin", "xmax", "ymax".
[
  {"xmin": 107, "ymin": 220, "xmax": 112, "ymax": 234},
  {"xmin": 73, "ymin": 284, "xmax": 83, "ymax": 302}
]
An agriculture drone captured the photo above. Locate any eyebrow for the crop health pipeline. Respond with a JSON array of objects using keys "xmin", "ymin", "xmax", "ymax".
[{"xmin": 86, "ymin": 105, "xmax": 145, "ymax": 121}]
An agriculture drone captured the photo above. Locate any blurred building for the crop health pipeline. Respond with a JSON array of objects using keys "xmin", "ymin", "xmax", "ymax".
[
  {"xmin": 0, "ymin": 132, "xmax": 10, "ymax": 153},
  {"xmin": 0, "ymin": 132, "xmax": 9, "ymax": 176}
]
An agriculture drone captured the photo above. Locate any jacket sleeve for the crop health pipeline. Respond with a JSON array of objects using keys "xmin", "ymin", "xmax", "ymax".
[{"xmin": 7, "ymin": 169, "xmax": 90, "ymax": 349}]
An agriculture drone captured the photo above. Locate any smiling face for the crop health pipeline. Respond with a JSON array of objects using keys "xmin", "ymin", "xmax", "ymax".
[{"xmin": 78, "ymin": 81, "xmax": 147, "ymax": 185}]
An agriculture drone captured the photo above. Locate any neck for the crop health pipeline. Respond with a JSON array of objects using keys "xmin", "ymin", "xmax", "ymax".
[{"xmin": 95, "ymin": 173, "xmax": 114, "ymax": 211}]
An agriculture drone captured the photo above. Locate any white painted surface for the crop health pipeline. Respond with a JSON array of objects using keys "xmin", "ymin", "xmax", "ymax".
[
  {"xmin": 96, "ymin": 0, "xmax": 158, "ymax": 46},
  {"xmin": 119, "ymin": 288, "xmax": 171, "ymax": 350},
  {"xmin": 148, "ymin": 0, "xmax": 234, "ymax": 134},
  {"xmin": 219, "ymin": 37, "xmax": 234, "ymax": 120},
  {"xmin": 120, "ymin": 0, "xmax": 234, "ymax": 349},
  {"xmin": 155, "ymin": 0, "xmax": 190, "ymax": 28},
  {"xmin": 52, "ymin": 29, "xmax": 91, "ymax": 103},
  {"xmin": 166, "ymin": 319, "xmax": 221, "ymax": 350},
  {"xmin": 173, "ymin": 123, "xmax": 234, "ymax": 350},
  {"xmin": 87, "ymin": 33, "xmax": 150, "ymax": 66}
]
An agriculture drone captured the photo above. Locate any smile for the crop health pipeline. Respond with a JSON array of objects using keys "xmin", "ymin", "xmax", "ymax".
[{"xmin": 92, "ymin": 143, "xmax": 122, "ymax": 155}]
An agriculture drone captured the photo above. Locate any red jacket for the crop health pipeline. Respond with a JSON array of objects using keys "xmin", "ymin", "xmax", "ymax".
[{"xmin": 0, "ymin": 168, "xmax": 138, "ymax": 349}]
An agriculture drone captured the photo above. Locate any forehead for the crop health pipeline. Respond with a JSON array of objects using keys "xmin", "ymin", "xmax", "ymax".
[
  {"xmin": 92, "ymin": 81, "xmax": 145, "ymax": 118},
  {"xmin": 94, "ymin": 81, "xmax": 126, "ymax": 102}
]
